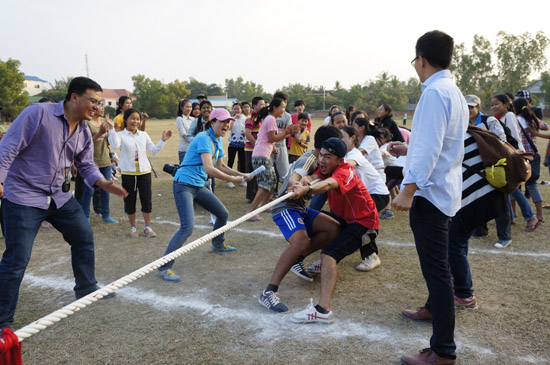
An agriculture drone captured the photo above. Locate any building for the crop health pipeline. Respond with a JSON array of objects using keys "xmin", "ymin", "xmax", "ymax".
[
  {"xmin": 101, "ymin": 89, "xmax": 132, "ymax": 108},
  {"xmin": 526, "ymin": 80, "xmax": 546, "ymax": 109},
  {"xmin": 23, "ymin": 75, "xmax": 48, "ymax": 96},
  {"xmin": 189, "ymin": 95, "xmax": 238, "ymax": 110}
]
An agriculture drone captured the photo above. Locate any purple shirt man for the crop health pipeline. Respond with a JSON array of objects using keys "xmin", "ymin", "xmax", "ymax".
[
  {"xmin": 0, "ymin": 77, "xmax": 127, "ymax": 332},
  {"xmin": 0, "ymin": 101, "xmax": 103, "ymax": 209}
]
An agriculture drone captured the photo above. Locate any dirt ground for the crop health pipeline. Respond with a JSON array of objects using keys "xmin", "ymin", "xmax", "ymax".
[{"xmin": 7, "ymin": 119, "xmax": 550, "ymax": 364}]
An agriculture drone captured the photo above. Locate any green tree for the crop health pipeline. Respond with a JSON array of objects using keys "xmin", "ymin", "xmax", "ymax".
[
  {"xmin": 495, "ymin": 31, "xmax": 549, "ymax": 93},
  {"xmin": 131, "ymin": 75, "xmax": 190, "ymax": 119},
  {"xmin": 451, "ymin": 35, "xmax": 494, "ymax": 97},
  {"xmin": 0, "ymin": 58, "xmax": 29, "ymax": 122},
  {"xmin": 39, "ymin": 77, "xmax": 73, "ymax": 102},
  {"xmin": 224, "ymin": 77, "xmax": 267, "ymax": 102}
]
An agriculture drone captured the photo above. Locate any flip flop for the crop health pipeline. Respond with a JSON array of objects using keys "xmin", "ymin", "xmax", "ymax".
[
  {"xmin": 525, "ymin": 221, "xmax": 542, "ymax": 232},
  {"xmin": 543, "ymin": 204, "xmax": 550, "ymax": 209}
]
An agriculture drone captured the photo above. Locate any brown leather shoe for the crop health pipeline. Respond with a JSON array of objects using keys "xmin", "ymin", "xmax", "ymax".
[
  {"xmin": 401, "ymin": 306, "xmax": 432, "ymax": 321},
  {"xmin": 401, "ymin": 348, "xmax": 456, "ymax": 364}
]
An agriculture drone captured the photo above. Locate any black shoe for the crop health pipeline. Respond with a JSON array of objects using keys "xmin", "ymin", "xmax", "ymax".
[{"xmin": 75, "ymin": 285, "xmax": 116, "ymax": 300}]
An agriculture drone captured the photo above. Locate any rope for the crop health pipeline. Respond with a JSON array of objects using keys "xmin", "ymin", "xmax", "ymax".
[{"xmin": 14, "ymin": 191, "xmax": 295, "ymax": 342}]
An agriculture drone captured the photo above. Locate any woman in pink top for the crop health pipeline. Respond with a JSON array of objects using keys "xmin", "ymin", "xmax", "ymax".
[{"xmin": 247, "ymin": 98, "xmax": 299, "ymax": 221}]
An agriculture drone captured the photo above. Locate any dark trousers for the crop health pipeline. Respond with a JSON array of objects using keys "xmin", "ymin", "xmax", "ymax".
[
  {"xmin": 122, "ymin": 173, "xmax": 153, "ymax": 214},
  {"xmin": 245, "ymin": 150, "xmax": 257, "ymax": 201},
  {"xmin": 448, "ymin": 216, "xmax": 474, "ymax": 299},
  {"xmin": 227, "ymin": 146, "xmax": 245, "ymax": 173},
  {"xmin": 0, "ymin": 198, "xmax": 97, "ymax": 328},
  {"xmin": 410, "ymin": 197, "xmax": 456, "ymax": 360}
]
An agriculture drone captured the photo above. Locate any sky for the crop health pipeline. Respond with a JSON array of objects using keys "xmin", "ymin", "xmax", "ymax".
[{"xmin": 2, "ymin": 0, "xmax": 550, "ymax": 94}]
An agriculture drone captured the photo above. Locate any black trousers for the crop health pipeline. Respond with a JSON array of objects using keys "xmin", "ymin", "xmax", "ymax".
[
  {"xmin": 227, "ymin": 146, "xmax": 245, "ymax": 173},
  {"xmin": 410, "ymin": 197, "xmax": 456, "ymax": 360}
]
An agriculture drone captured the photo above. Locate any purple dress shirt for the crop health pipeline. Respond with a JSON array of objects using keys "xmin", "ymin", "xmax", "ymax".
[{"xmin": 0, "ymin": 101, "xmax": 103, "ymax": 209}]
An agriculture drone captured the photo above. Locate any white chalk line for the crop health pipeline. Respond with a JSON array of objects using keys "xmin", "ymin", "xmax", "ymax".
[
  {"xmin": 148, "ymin": 218, "xmax": 550, "ymax": 259},
  {"xmin": 20, "ymin": 273, "xmax": 548, "ymax": 363}
]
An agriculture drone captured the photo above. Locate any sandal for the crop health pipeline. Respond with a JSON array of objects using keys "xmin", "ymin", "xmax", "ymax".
[{"xmin": 525, "ymin": 220, "xmax": 542, "ymax": 232}]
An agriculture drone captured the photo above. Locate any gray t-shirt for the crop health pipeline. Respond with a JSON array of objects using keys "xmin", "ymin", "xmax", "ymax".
[
  {"xmin": 272, "ymin": 151, "xmax": 318, "ymax": 215},
  {"xmin": 275, "ymin": 111, "xmax": 292, "ymax": 147}
]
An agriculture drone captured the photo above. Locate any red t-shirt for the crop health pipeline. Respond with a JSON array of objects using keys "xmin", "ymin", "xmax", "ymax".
[
  {"xmin": 245, "ymin": 112, "xmax": 262, "ymax": 151},
  {"xmin": 315, "ymin": 162, "xmax": 379, "ymax": 229}
]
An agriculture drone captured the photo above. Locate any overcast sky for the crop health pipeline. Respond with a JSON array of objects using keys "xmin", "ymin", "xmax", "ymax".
[{"xmin": 2, "ymin": 0, "xmax": 549, "ymax": 93}]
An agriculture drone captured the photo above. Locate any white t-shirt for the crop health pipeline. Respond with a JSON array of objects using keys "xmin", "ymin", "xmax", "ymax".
[
  {"xmin": 346, "ymin": 148, "xmax": 389, "ymax": 196},
  {"xmin": 229, "ymin": 115, "xmax": 246, "ymax": 147},
  {"xmin": 358, "ymin": 135, "xmax": 385, "ymax": 180},
  {"xmin": 323, "ymin": 116, "xmax": 331, "ymax": 126}
]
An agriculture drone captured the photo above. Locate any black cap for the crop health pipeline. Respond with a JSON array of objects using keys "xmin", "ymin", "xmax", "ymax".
[
  {"xmin": 196, "ymin": 93, "xmax": 207, "ymax": 99},
  {"xmin": 321, "ymin": 137, "xmax": 346, "ymax": 158}
]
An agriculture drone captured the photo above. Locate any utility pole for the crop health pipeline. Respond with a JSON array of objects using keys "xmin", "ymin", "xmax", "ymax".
[{"xmin": 85, "ymin": 54, "xmax": 89, "ymax": 78}]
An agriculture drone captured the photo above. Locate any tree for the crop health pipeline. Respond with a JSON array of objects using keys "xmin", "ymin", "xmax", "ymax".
[
  {"xmin": 186, "ymin": 77, "xmax": 223, "ymax": 98},
  {"xmin": 495, "ymin": 31, "xmax": 549, "ymax": 93},
  {"xmin": 224, "ymin": 77, "xmax": 267, "ymax": 102},
  {"xmin": 131, "ymin": 75, "xmax": 190, "ymax": 119},
  {"xmin": 451, "ymin": 35, "xmax": 494, "ymax": 97},
  {"xmin": 0, "ymin": 58, "xmax": 29, "ymax": 122},
  {"xmin": 39, "ymin": 77, "xmax": 73, "ymax": 102}
]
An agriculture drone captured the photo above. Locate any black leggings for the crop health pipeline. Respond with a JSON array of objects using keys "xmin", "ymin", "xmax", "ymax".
[{"xmin": 122, "ymin": 173, "xmax": 152, "ymax": 214}]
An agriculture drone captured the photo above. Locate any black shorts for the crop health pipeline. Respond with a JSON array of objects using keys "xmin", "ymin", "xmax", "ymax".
[{"xmin": 321, "ymin": 211, "xmax": 368, "ymax": 263}]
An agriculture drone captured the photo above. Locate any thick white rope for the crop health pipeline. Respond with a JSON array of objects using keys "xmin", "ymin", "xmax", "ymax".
[{"xmin": 14, "ymin": 191, "xmax": 295, "ymax": 342}]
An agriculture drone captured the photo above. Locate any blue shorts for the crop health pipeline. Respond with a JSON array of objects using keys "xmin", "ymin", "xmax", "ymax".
[{"xmin": 272, "ymin": 208, "xmax": 321, "ymax": 241}]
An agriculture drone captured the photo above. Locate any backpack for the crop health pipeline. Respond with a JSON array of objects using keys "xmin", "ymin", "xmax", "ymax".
[
  {"xmin": 463, "ymin": 125, "xmax": 533, "ymax": 194},
  {"xmin": 480, "ymin": 115, "xmax": 519, "ymax": 150}
]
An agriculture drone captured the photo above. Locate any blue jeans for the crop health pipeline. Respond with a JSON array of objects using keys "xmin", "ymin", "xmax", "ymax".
[
  {"xmin": 509, "ymin": 188, "xmax": 536, "ymax": 221},
  {"xmin": 448, "ymin": 216, "xmax": 474, "ymax": 299},
  {"xmin": 160, "ymin": 182, "xmax": 229, "ymax": 271},
  {"xmin": 0, "ymin": 198, "xmax": 97, "ymax": 328},
  {"xmin": 81, "ymin": 166, "xmax": 112, "ymax": 218}
]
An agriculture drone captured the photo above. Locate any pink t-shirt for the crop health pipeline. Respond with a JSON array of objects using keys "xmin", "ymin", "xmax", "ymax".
[
  {"xmin": 399, "ymin": 127, "xmax": 411, "ymax": 143},
  {"xmin": 252, "ymin": 115, "xmax": 278, "ymax": 158}
]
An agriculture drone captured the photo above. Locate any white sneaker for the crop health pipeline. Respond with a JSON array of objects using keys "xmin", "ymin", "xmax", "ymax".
[
  {"xmin": 290, "ymin": 299, "xmax": 333, "ymax": 324},
  {"xmin": 129, "ymin": 226, "xmax": 138, "ymax": 238},
  {"xmin": 144, "ymin": 226, "xmax": 156, "ymax": 237},
  {"xmin": 306, "ymin": 259, "xmax": 322, "ymax": 274},
  {"xmin": 227, "ymin": 182, "xmax": 235, "ymax": 188},
  {"xmin": 494, "ymin": 239, "xmax": 512, "ymax": 248},
  {"xmin": 356, "ymin": 253, "xmax": 381, "ymax": 272},
  {"xmin": 240, "ymin": 180, "xmax": 247, "ymax": 187}
]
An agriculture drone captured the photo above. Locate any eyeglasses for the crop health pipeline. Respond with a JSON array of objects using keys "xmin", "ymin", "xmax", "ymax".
[
  {"xmin": 81, "ymin": 95, "xmax": 103, "ymax": 107},
  {"xmin": 411, "ymin": 55, "xmax": 420, "ymax": 65}
]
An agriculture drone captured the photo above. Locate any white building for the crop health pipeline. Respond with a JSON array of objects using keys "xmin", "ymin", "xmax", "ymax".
[{"xmin": 23, "ymin": 75, "xmax": 48, "ymax": 96}]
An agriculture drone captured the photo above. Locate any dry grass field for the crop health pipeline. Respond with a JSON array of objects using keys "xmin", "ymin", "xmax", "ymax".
[{"xmin": 7, "ymin": 118, "xmax": 550, "ymax": 364}]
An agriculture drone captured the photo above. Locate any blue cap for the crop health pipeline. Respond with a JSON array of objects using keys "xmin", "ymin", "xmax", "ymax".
[{"xmin": 321, "ymin": 137, "xmax": 346, "ymax": 158}]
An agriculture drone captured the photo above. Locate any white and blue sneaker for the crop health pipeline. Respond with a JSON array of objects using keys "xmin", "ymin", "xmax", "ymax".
[
  {"xmin": 259, "ymin": 289, "xmax": 289, "ymax": 313},
  {"xmin": 157, "ymin": 269, "xmax": 180, "ymax": 282},
  {"xmin": 290, "ymin": 260, "xmax": 313, "ymax": 282},
  {"xmin": 379, "ymin": 209, "xmax": 394, "ymax": 219},
  {"xmin": 290, "ymin": 299, "xmax": 334, "ymax": 324}
]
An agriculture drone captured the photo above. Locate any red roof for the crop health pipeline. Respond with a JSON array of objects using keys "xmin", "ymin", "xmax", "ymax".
[{"xmin": 101, "ymin": 89, "xmax": 131, "ymax": 98}]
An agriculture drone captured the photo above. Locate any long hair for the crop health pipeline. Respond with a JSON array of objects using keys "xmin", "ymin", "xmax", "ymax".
[
  {"xmin": 116, "ymin": 96, "xmax": 131, "ymax": 116},
  {"xmin": 257, "ymin": 97, "xmax": 285, "ymax": 121},
  {"xmin": 192, "ymin": 100, "xmax": 213, "ymax": 135},
  {"xmin": 513, "ymin": 97, "xmax": 539, "ymax": 131},
  {"xmin": 177, "ymin": 99, "xmax": 191, "ymax": 117}
]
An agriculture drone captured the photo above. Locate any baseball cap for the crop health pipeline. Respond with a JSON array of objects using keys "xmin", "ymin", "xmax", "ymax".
[
  {"xmin": 516, "ymin": 90, "xmax": 530, "ymax": 99},
  {"xmin": 196, "ymin": 93, "xmax": 207, "ymax": 99},
  {"xmin": 321, "ymin": 137, "xmax": 346, "ymax": 158},
  {"xmin": 464, "ymin": 95, "xmax": 481, "ymax": 107},
  {"xmin": 209, "ymin": 108, "xmax": 235, "ymax": 122}
]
